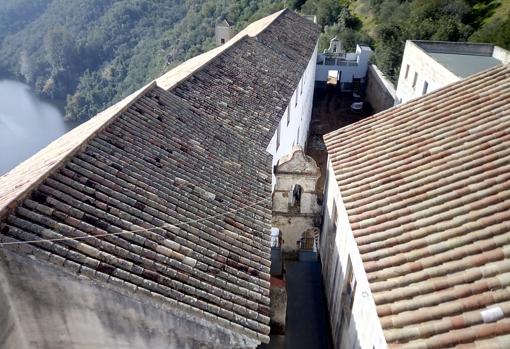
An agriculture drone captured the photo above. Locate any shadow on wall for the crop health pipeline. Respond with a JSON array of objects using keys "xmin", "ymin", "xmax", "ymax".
[
  {"xmin": 321, "ymin": 248, "xmax": 362, "ymax": 349},
  {"xmin": 319, "ymin": 206, "xmax": 362, "ymax": 349}
]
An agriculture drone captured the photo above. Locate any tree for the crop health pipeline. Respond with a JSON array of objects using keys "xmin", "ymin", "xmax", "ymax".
[
  {"xmin": 374, "ymin": 24, "xmax": 406, "ymax": 82},
  {"xmin": 44, "ymin": 27, "xmax": 76, "ymax": 72},
  {"xmin": 470, "ymin": 15, "xmax": 510, "ymax": 49}
]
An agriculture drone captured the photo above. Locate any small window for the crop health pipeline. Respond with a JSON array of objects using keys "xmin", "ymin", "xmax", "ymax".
[
  {"xmin": 404, "ymin": 64, "xmax": 410, "ymax": 79},
  {"xmin": 220, "ymin": 38, "xmax": 225, "ymax": 44},
  {"xmin": 276, "ymin": 123, "xmax": 280, "ymax": 151},
  {"xmin": 412, "ymin": 72, "xmax": 418, "ymax": 89},
  {"xmin": 331, "ymin": 201, "xmax": 338, "ymax": 233},
  {"xmin": 422, "ymin": 81, "xmax": 429, "ymax": 95},
  {"xmin": 339, "ymin": 256, "xmax": 357, "ymax": 334},
  {"xmin": 290, "ymin": 184, "xmax": 302, "ymax": 208},
  {"xmin": 286, "ymin": 108, "xmax": 290, "ymax": 126},
  {"xmin": 345, "ymin": 257, "xmax": 357, "ymax": 304},
  {"xmin": 295, "ymin": 89, "xmax": 298, "ymax": 106}
]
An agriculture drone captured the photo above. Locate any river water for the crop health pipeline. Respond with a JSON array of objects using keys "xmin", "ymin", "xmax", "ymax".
[{"xmin": 0, "ymin": 79, "xmax": 80, "ymax": 175}]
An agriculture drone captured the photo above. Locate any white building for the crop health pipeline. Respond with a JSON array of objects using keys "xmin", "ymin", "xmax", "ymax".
[
  {"xmin": 395, "ymin": 40, "xmax": 510, "ymax": 104},
  {"xmin": 315, "ymin": 39, "xmax": 373, "ymax": 91},
  {"xmin": 267, "ymin": 42, "xmax": 318, "ymax": 175},
  {"xmin": 321, "ymin": 64, "xmax": 510, "ymax": 348}
]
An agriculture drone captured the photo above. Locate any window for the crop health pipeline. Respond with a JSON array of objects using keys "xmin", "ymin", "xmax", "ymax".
[
  {"xmin": 345, "ymin": 257, "xmax": 357, "ymax": 307},
  {"xmin": 422, "ymin": 81, "xmax": 429, "ymax": 95},
  {"xmin": 412, "ymin": 72, "xmax": 418, "ymax": 89},
  {"xmin": 296, "ymin": 127, "xmax": 300, "ymax": 145},
  {"xmin": 404, "ymin": 64, "xmax": 410, "ymax": 79},
  {"xmin": 220, "ymin": 38, "xmax": 225, "ymax": 44},
  {"xmin": 290, "ymin": 184, "xmax": 302, "ymax": 208},
  {"xmin": 331, "ymin": 201, "xmax": 338, "ymax": 233},
  {"xmin": 339, "ymin": 256, "xmax": 357, "ymax": 336},
  {"xmin": 276, "ymin": 123, "xmax": 281, "ymax": 151},
  {"xmin": 286, "ymin": 107, "xmax": 290, "ymax": 126},
  {"xmin": 295, "ymin": 88, "xmax": 298, "ymax": 106}
]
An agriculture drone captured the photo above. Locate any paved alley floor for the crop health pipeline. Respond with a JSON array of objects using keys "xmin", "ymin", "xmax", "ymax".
[
  {"xmin": 259, "ymin": 259, "xmax": 332, "ymax": 349},
  {"xmin": 285, "ymin": 259, "xmax": 332, "ymax": 349}
]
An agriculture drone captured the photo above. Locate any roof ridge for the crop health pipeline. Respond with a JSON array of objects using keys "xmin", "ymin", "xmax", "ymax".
[
  {"xmin": 0, "ymin": 81, "xmax": 157, "ymax": 220},
  {"xmin": 156, "ymin": 9, "xmax": 288, "ymax": 90}
]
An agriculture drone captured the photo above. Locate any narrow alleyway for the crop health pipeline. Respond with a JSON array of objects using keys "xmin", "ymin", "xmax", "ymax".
[
  {"xmin": 260, "ymin": 258, "xmax": 332, "ymax": 349},
  {"xmin": 285, "ymin": 259, "xmax": 333, "ymax": 349},
  {"xmin": 261, "ymin": 85, "xmax": 375, "ymax": 349}
]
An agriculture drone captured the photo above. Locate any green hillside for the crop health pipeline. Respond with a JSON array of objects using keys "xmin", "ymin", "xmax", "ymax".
[
  {"xmin": 349, "ymin": 0, "xmax": 510, "ymax": 82},
  {"xmin": 0, "ymin": 0, "xmax": 289, "ymax": 121},
  {"xmin": 0, "ymin": 0, "xmax": 507, "ymax": 121}
]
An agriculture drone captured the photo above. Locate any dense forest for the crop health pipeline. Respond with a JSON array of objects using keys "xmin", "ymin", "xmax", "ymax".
[{"xmin": 0, "ymin": 0, "xmax": 508, "ymax": 121}]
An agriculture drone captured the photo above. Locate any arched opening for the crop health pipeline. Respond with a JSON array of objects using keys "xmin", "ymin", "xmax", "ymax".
[
  {"xmin": 289, "ymin": 184, "xmax": 302, "ymax": 213},
  {"xmin": 299, "ymin": 228, "xmax": 319, "ymax": 251}
]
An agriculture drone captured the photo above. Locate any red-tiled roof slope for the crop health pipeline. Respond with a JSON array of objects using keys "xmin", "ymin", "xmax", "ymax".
[
  {"xmin": 0, "ymin": 86, "xmax": 273, "ymax": 342},
  {"xmin": 324, "ymin": 64, "xmax": 510, "ymax": 348}
]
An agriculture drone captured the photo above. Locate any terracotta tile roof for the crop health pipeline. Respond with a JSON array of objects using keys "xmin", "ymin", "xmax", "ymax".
[
  {"xmin": 1, "ymin": 86, "xmax": 273, "ymax": 341},
  {"xmin": 0, "ymin": 9, "xmax": 320, "ymax": 344},
  {"xmin": 324, "ymin": 64, "xmax": 510, "ymax": 348},
  {"xmin": 169, "ymin": 10, "xmax": 320, "ymax": 147}
]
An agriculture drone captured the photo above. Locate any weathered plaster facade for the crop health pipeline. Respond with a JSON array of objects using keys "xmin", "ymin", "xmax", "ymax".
[
  {"xmin": 365, "ymin": 64, "xmax": 396, "ymax": 113},
  {"xmin": 320, "ymin": 159, "xmax": 387, "ymax": 349},
  {"xmin": 272, "ymin": 147, "xmax": 321, "ymax": 253},
  {"xmin": 0, "ymin": 250, "xmax": 258, "ymax": 349},
  {"xmin": 215, "ymin": 20, "xmax": 234, "ymax": 46}
]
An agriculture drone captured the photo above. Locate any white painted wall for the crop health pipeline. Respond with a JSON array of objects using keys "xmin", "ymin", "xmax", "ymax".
[
  {"xmin": 366, "ymin": 64, "xmax": 396, "ymax": 113},
  {"xmin": 493, "ymin": 46, "xmax": 510, "ymax": 63},
  {"xmin": 395, "ymin": 41, "xmax": 459, "ymax": 105},
  {"xmin": 315, "ymin": 45, "xmax": 372, "ymax": 84},
  {"xmin": 320, "ymin": 159, "xmax": 387, "ymax": 349},
  {"xmin": 267, "ymin": 42, "xmax": 318, "ymax": 184}
]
